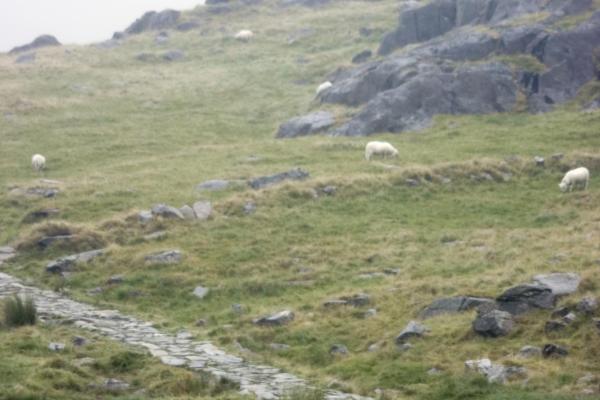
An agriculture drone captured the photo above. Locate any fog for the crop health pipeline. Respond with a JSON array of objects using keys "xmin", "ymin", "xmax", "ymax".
[{"xmin": 0, "ymin": 0, "xmax": 204, "ymax": 52}]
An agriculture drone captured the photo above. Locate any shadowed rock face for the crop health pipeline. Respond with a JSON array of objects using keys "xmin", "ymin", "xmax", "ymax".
[
  {"xmin": 277, "ymin": 0, "xmax": 599, "ymax": 137},
  {"xmin": 125, "ymin": 10, "xmax": 181, "ymax": 34},
  {"xmin": 10, "ymin": 35, "xmax": 60, "ymax": 54}
]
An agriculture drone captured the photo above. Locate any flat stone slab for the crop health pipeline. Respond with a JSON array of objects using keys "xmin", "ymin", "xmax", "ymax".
[
  {"xmin": 532, "ymin": 273, "xmax": 581, "ymax": 296},
  {"xmin": 0, "ymin": 272, "xmax": 370, "ymax": 400},
  {"xmin": 248, "ymin": 168, "xmax": 310, "ymax": 190},
  {"xmin": 196, "ymin": 179, "xmax": 230, "ymax": 191}
]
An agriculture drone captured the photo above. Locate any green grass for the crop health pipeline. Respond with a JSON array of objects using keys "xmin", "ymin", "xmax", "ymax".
[{"xmin": 1, "ymin": 0, "xmax": 600, "ymax": 398}]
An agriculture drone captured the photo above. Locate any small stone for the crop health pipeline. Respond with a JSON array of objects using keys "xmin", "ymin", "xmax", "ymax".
[
  {"xmin": 138, "ymin": 211, "xmax": 153, "ymax": 224},
  {"xmin": 321, "ymin": 186, "xmax": 337, "ymax": 196},
  {"xmin": 406, "ymin": 178, "xmax": 420, "ymax": 187},
  {"xmin": 577, "ymin": 297, "xmax": 598, "ymax": 315},
  {"xmin": 427, "ymin": 368, "xmax": 443, "ymax": 376},
  {"xmin": 364, "ymin": 308, "xmax": 377, "ymax": 318},
  {"xmin": 552, "ymin": 306, "xmax": 571, "ymax": 318},
  {"xmin": 107, "ymin": 275, "xmax": 124, "ymax": 285},
  {"xmin": 534, "ymin": 156, "xmax": 545, "ymax": 167},
  {"xmin": 143, "ymin": 231, "xmax": 167, "ymax": 241},
  {"xmin": 104, "ymin": 378, "xmax": 130, "ymax": 391},
  {"xmin": 193, "ymin": 286, "xmax": 210, "ymax": 299},
  {"xmin": 162, "ymin": 49, "xmax": 185, "ymax": 61},
  {"xmin": 180, "ymin": 205, "xmax": 196, "ymax": 220},
  {"xmin": 195, "ymin": 319, "xmax": 207, "ymax": 327},
  {"xmin": 368, "ymin": 343, "xmax": 380, "ymax": 352},
  {"xmin": 232, "ymin": 304, "xmax": 244, "ymax": 314},
  {"xmin": 551, "ymin": 153, "xmax": 564, "ymax": 161},
  {"xmin": 151, "ymin": 204, "xmax": 184, "ymax": 220},
  {"xmin": 196, "ymin": 179, "xmax": 230, "ymax": 191},
  {"xmin": 243, "ymin": 202, "xmax": 257, "ymax": 215},
  {"xmin": 73, "ymin": 357, "xmax": 95, "ymax": 367},
  {"xmin": 542, "ymin": 343, "xmax": 568, "ymax": 358},
  {"xmin": 253, "ymin": 310, "xmax": 295, "ymax": 326},
  {"xmin": 193, "ymin": 201, "xmax": 212, "ymax": 220},
  {"xmin": 329, "ymin": 344, "xmax": 349, "ymax": 356},
  {"xmin": 395, "ymin": 321, "xmax": 428, "ymax": 344},
  {"xmin": 518, "ymin": 345, "xmax": 542, "ymax": 358},
  {"xmin": 48, "ymin": 342, "xmax": 65, "ymax": 351},
  {"xmin": 563, "ymin": 312, "xmax": 577, "ymax": 324},
  {"xmin": 342, "ymin": 293, "xmax": 371, "ymax": 307},
  {"xmin": 145, "ymin": 250, "xmax": 182, "ymax": 265},
  {"xmin": 72, "ymin": 336, "xmax": 87, "ymax": 346}
]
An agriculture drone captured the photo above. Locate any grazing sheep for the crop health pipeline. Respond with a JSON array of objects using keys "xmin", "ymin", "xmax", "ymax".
[
  {"xmin": 559, "ymin": 167, "xmax": 589, "ymax": 192},
  {"xmin": 31, "ymin": 154, "xmax": 46, "ymax": 172},
  {"xmin": 235, "ymin": 30, "xmax": 254, "ymax": 42},
  {"xmin": 316, "ymin": 81, "xmax": 332, "ymax": 96},
  {"xmin": 365, "ymin": 141, "xmax": 398, "ymax": 161}
]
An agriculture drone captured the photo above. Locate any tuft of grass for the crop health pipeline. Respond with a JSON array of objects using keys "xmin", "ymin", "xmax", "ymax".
[{"xmin": 3, "ymin": 295, "xmax": 37, "ymax": 328}]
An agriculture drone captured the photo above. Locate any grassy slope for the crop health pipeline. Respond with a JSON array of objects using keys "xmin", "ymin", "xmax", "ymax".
[{"xmin": 1, "ymin": 1, "xmax": 600, "ymax": 398}]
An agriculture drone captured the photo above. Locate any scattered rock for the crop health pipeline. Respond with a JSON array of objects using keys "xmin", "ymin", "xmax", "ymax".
[
  {"xmin": 151, "ymin": 204, "xmax": 184, "ymax": 219},
  {"xmin": 324, "ymin": 293, "xmax": 370, "ymax": 308},
  {"xmin": 473, "ymin": 309, "xmax": 514, "ymax": 337},
  {"xmin": 320, "ymin": 186, "xmax": 337, "ymax": 196},
  {"xmin": 329, "ymin": 344, "xmax": 349, "ymax": 356},
  {"xmin": 138, "ymin": 210, "xmax": 153, "ymax": 224},
  {"xmin": 532, "ymin": 273, "xmax": 581, "ymax": 296},
  {"xmin": 551, "ymin": 153, "xmax": 564, "ymax": 162},
  {"xmin": 103, "ymin": 378, "xmax": 130, "ymax": 392},
  {"xmin": 352, "ymin": 50, "xmax": 372, "ymax": 64},
  {"xmin": 534, "ymin": 156, "xmax": 545, "ymax": 167},
  {"xmin": 15, "ymin": 52, "xmax": 36, "ymax": 64},
  {"xmin": 22, "ymin": 208, "xmax": 60, "ymax": 224},
  {"xmin": 180, "ymin": 205, "xmax": 196, "ymax": 220},
  {"xmin": 193, "ymin": 201, "xmax": 212, "ymax": 220},
  {"xmin": 545, "ymin": 320, "xmax": 568, "ymax": 333},
  {"xmin": 420, "ymin": 296, "xmax": 494, "ymax": 319},
  {"xmin": 364, "ymin": 309, "xmax": 377, "ymax": 318},
  {"xmin": 73, "ymin": 357, "xmax": 96, "ymax": 367},
  {"xmin": 10, "ymin": 35, "xmax": 61, "ymax": 54},
  {"xmin": 577, "ymin": 296, "xmax": 598, "ymax": 315},
  {"xmin": 107, "ymin": 275, "xmax": 124, "ymax": 285},
  {"xmin": 10, "ymin": 187, "xmax": 59, "ymax": 198},
  {"xmin": 367, "ymin": 342, "xmax": 380, "ymax": 352},
  {"xmin": 46, "ymin": 249, "xmax": 105, "ymax": 274},
  {"xmin": 196, "ymin": 319, "xmax": 207, "ymax": 327},
  {"xmin": 253, "ymin": 310, "xmax": 295, "ymax": 326},
  {"xmin": 427, "ymin": 368, "xmax": 443, "ymax": 376},
  {"xmin": 232, "ymin": 304, "xmax": 244, "ymax": 314},
  {"xmin": 145, "ymin": 250, "xmax": 182, "ymax": 265},
  {"xmin": 395, "ymin": 321, "xmax": 428, "ymax": 344},
  {"xmin": 496, "ymin": 284, "xmax": 556, "ymax": 315},
  {"xmin": 248, "ymin": 168, "xmax": 310, "ymax": 189},
  {"xmin": 125, "ymin": 10, "xmax": 181, "ymax": 34},
  {"xmin": 465, "ymin": 358, "xmax": 527, "ymax": 384},
  {"xmin": 72, "ymin": 336, "xmax": 87, "ymax": 346},
  {"xmin": 519, "ymin": 345, "xmax": 542, "ymax": 358},
  {"xmin": 243, "ymin": 202, "xmax": 257, "ymax": 215},
  {"xmin": 155, "ymin": 31, "xmax": 169, "ymax": 44},
  {"xmin": 193, "ymin": 286, "xmax": 210, "ymax": 299},
  {"xmin": 551, "ymin": 306, "xmax": 571, "ymax": 319},
  {"xmin": 196, "ymin": 179, "xmax": 230, "ymax": 191},
  {"xmin": 276, "ymin": 111, "xmax": 335, "ymax": 138},
  {"xmin": 563, "ymin": 312, "xmax": 577, "ymax": 324},
  {"xmin": 542, "ymin": 343, "xmax": 569, "ymax": 358},
  {"xmin": 48, "ymin": 342, "xmax": 65, "ymax": 351},
  {"xmin": 162, "ymin": 50, "xmax": 185, "ymax": 61}
]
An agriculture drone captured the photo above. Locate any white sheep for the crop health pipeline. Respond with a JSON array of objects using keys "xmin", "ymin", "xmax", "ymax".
[
  {"xmin": 235, "ymin": 30, "xmax": 254, "ymax": 42},
  {"xmin": 316, "ymin": 81, "xmax": 332, "ymax": 96},
  {"xmin": 365, "ymin": 141, "xmax": 399, "ymax": 161},
  {"xmin": 559, "ymin": 167, "xmax": 589, "ymax": 192},
  {"xmin": 31, "ymin": 154, "xmax": 46, "ymax": 172}
]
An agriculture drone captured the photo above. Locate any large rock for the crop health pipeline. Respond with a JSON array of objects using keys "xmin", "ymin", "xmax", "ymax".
[
  {"xmin": 496, "ymin": 284, "xmax": 556, "ymax": 315},
  {"xmin": 532, "ymin": 273, "xmax": 581, "ymax": 296},
  {"xmin": 46, "ymin": 249, "xmax": 105, "ymax": 274},
  {"xmin": 125, "ymin": 10, "xmax": 181, "ymax": 34},
  {"xmin": 472, "ymin": 310, "xmax": 514, "ymax": 337},
  {"xmin": 248, "ymin": 168, "xmax": 310, "ymax": 189},
  {"xmin": 395, "ymin": 321, "xmax": 428, "ymax": 344},
  {"xmin": 253, "ymin": 310, "xmax": 295, "ymax": 326},
  {"xmin": 332, "ymin": 62, "xmax": 517, "ymax": 136},
  {"xmin": 420, "ymin": 296, "xmax": 494, "ymax": 319},
  {"xmin": 193, "ymin": 201, "xmax": 212, "ymax": 220},
  {"xmin": 10, "ymin": 35, "xmax": 61, "ymax": 54},
  {"xmin": 276, "ymin": 111, "xmax": 335, "ymax": 138}
]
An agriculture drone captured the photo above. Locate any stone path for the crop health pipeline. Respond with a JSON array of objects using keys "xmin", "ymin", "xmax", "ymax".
[{"xmin": 0, "ymin": 272, "xmax": 370, "ymax": 400}]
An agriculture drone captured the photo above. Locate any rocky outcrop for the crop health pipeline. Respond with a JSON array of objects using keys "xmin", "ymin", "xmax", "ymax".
[
  {"xmin": 496, "ymin": 284, "xmax": 556, "ymax": 315},
  {"xmin": 278, "ymin": 1, "xmax": 599, "ymax": 137},
  {"xmin": 125, "ymin": 10, "xmax": 181, "ymax": 34},
  {"xmin": 10, "ymin": 35, "xmax": 61, "ymax": 54}
]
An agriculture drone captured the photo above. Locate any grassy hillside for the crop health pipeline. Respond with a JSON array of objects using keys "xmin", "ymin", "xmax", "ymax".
[{"xmin": 1, "ymin": 1, "xmax": 600, "ymax": 398}]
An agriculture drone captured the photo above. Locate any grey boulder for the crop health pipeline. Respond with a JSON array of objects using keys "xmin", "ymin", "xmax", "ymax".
[
  {"xmin": 420, "ymin": 296, "xmax": 494, "ymax": 319},
  {"xmin": 193, "ymin": 201, "xmax": 212, "ymax": 220},
  {"xmin": 532, "ymin": 273, "xmax": 581, "ymax": 296},
  {"xmin": 125, "ymin": 10, "xmax": 181, "ymax": 34},
  {"xmin": 253, "ymin": 310, "xmax": 295, "ymax": 326},
  {"xmin": 193, "ymin": 286, "xmax": 210, "ymax": 299},
  {"xmin": 248, "ymin": 168, "xmax": 310, "ymax": 190},
  {"xmin": 151, "ymin": 204, "xmax": 184, "ymax": 219},
  {"xmin": 395, "ymin": 321, "xmax": 428, "ymax": 344},
  {"xmin": 10, "ymin": 35, "xmax": 61, "ymax": 54},
  {"xmin": 496, "ymin": 284, "xmax": 556, "ymax": 315},
  {"xmin": 473, "ymin": 310, "xmax": 514, "ymax": 337}
]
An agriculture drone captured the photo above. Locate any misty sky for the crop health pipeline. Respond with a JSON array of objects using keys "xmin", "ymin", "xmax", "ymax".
[{"xmin": 0, "ymin": 0, "xmax": 205, "ymax": 52}]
